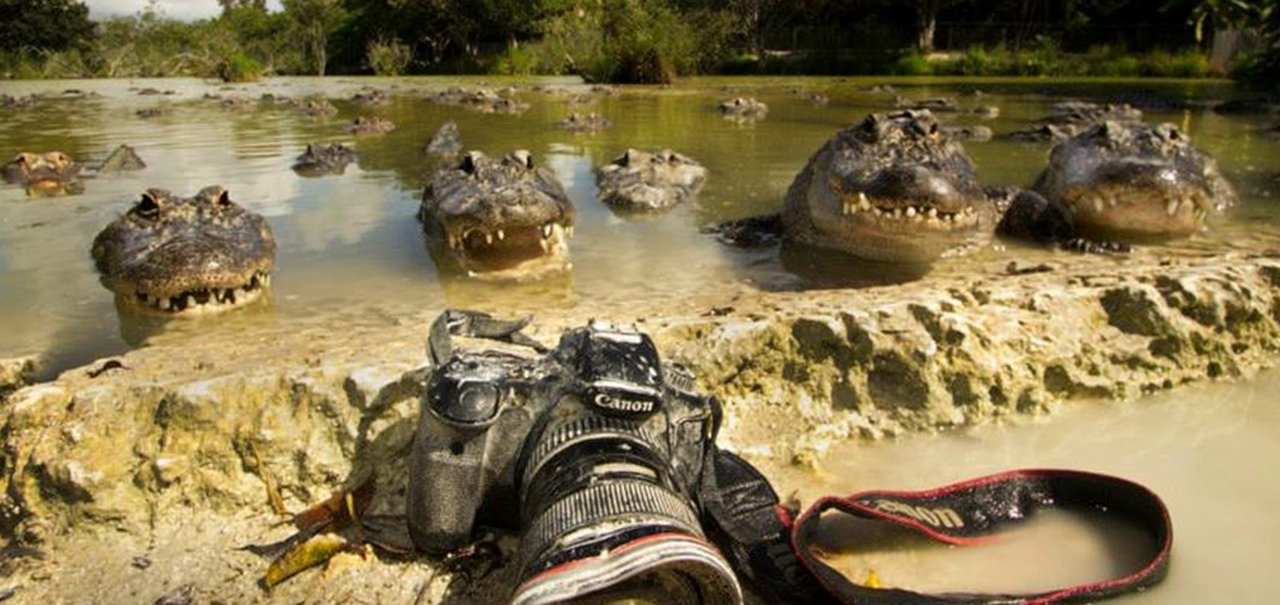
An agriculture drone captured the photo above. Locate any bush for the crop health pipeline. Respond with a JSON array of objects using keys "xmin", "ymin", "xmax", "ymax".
[
  {"xmin": 892, "ymin": 51, "xmax": 933, "ymax": 76},
  {"xmin": 366, "ymin": 37, "xmax": 412, "ymax": 76},
  {"xmin": 492, "ymin": 44, "xmax": 540, "ymax": 76},
  {"xmin": 1143, "ymin": 48, "xmax": 1209, "ymax": 78},
  {"xmin": 526, "ymin": 0, "xmax": 728, "ymax": 84},
  {"xmin": 215, "ymin": 50, "xmax": 264, "ymax": 82}
]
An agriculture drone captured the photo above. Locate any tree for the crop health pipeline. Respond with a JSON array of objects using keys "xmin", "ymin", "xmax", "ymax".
[
  {"xmin": 0, "ymin": 0, "xmax": 95, "ymax": 54},
  {"xmin": 218, "ymin": 0, "xmax": 267, "ymax": 12},
  {"xmin": 282, "ymin": 0, "xmax": 347, "ymax": 75},
  {"xmin": 910, "ymin": 0, "xmax": 954, "ymax": 53}
]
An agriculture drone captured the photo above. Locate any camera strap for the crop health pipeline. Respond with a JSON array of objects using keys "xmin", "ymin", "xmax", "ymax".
[
  {"xmin": 702, "ymin": 451, "xmax": 1173, "ymax": 604},
  {"xmin": 427, "ymin": 309, "xmax": 548, "ymax": 366}
]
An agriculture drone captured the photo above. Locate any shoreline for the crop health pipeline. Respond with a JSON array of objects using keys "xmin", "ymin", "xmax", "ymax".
[{"xmin": 3, "ymin": 247, "xmax": 1280, "ymax": 603}]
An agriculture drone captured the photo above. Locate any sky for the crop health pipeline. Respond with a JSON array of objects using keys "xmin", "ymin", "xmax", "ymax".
[{"xmin": 84, "ymin": 0, "xmax": 284, "ymax": 21}]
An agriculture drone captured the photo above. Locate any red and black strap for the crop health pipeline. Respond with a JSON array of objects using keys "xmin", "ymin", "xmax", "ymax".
[
  {"xmin": 701, "ymin": 452, "xmax": 1173, "ymax": 605},
  {"xmin": 786, "ymin": 469, "xmax": 1173, "ymax": 604}
]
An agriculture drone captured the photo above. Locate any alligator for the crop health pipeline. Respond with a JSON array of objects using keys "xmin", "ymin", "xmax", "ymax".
[
  {"xmin": 1001, "ymin": 120, "xmax": 1237, "ymax": 243},
  {"xmin": 769, "ymin": 110, "xmax": 997, "ymax": 263},
  {"xmin": 419, "ymin": 150, "xmax": 575, "ymax": 279},
  {"xmin": 895, "ymin": 96, "xmax": 999, "ymax": 117},
  {"xmin": 352, "ymin": 90, "xmax": 390, "ymax": 106},
  {"xmin": 97, "ymin": 144, "xmax": 147, "ymax": 173},
  {"xmin": 558, "ymin": 112, "xmax": 612, "ymax": 132},
  {"xmin": 292, "ymin": 143, "xmax": 357, "ymax": 176},
  {"xmin": 718, "ymin": 97, "xmax": 768, "ymax": 122},
  {"xmin": 939, "ymin": 124, "xmax": 994, "ymax": 142},
  {"xmin": 348, "ymin": 116, "xmax": 395, "ymax": 135},
  {"xmin": 91, "ymin": 186, "xmax": 276, "ymax": 314},
  {"xmin": 1003, "ymin": 102, "xmax": 1143, "ymax": 142},
  {"xmin": 3, "ymin": 151, "xmax": 82, "ymax": 190},
  {"xmin": 431, "ymin": 87, "xmax": 530, "ymax": 114},
  {"xmin": 424, "ymin": 121, "xmax": 462, "ymax": 157},
  {"xmin": 596, "ymin": 148, "xmax": 707, "ymax": 212},
  {"xmin": 715, "ymin": 112, "xmax": 1235, "ymax": 262}
]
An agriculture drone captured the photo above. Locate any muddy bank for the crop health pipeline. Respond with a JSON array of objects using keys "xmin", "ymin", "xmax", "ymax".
[{"xmin": 3, "ymin": 250, "xmax": 1280, "ymax": 603}]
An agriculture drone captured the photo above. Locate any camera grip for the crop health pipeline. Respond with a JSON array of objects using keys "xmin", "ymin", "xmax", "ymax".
[{"xmin": 406, "ymin": 416, "xmax": 490, "ymax": 555}]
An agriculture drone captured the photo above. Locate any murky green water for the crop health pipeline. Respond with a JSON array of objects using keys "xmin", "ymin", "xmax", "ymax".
[
  {"xmin": 769, "ymin": 368, "xmax": 1280, "ymax": 604},
  {"xmin": 0, "ymin": 76, "xmax": 1277, "ymax": 374}
]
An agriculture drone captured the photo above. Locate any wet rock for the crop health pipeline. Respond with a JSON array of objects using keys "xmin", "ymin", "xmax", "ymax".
[{"xmin": 1, "ymin": 356, "xmax": 37, "ymax": 396}]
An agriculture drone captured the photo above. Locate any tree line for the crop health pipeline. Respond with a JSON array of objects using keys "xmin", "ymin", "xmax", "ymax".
[{"xmin": 0, "ymin": 0, "xmax": 1275, "ymax": 85}]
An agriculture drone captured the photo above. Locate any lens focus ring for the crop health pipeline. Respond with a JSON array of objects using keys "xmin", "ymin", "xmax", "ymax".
[{"xmin": 519, "ymin": 479, "xmax": 705, "ymax": 574}]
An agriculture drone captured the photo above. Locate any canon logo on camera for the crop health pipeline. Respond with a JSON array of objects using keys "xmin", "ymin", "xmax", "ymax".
[{"xmin": 591, "ymin": 390, "xmax": 657, "ymax": 414}]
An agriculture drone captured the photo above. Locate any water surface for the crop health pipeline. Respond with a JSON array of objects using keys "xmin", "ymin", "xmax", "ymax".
[
  {"xmin": 769, "ymin": 370, "xmax": 1280, "ymax": 603},
  {"xmin": 0, "ymin": 76, "xmax": 1277, "ymax": 375}
]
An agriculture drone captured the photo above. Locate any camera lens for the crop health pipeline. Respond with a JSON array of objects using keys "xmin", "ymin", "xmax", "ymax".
[{"xmin": 511, "ymin": 412, "xmax": 740, "ymax": 605}]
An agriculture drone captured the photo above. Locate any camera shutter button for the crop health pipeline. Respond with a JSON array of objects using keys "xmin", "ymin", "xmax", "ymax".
[{"xmin": 448, "ymin": 382, "xmax": 500, "ymax": 423}]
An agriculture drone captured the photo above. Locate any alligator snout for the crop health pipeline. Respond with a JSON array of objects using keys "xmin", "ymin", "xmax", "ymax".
[{"xmin": 864, "ymin": 165, "xmax": 968, "ymax": 209}]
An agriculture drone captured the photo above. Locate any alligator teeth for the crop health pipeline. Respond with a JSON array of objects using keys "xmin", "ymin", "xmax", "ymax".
[
  {"xmin": 858, "ymin": 192, "xmax": 871, "ymax": 212},
  {"xmin": 496, "ymin": 229, "xmax": 505, "ymax": 241},
  {"xmin": 905, "ymin": 207, "xmax": 917, "ymax": 218},
  {"xmin": 1165, "ymin": 199, "xmax": 1180, "ymax": 216},
  {"xmin": 927, "ymin": 208, "xmax": 937, "ymax": 219},
  {"xmin": 1093, "ymin": 198, "xmax": 1104, "ymax": 214},
  {"xmin": 158, "ymin": 298, "xmax": 171, "ymax": 311},
  {"xmin": 566, "ymin": 225, "xmax": 574, "ymax": 239},
  {"xmin": 484, "ymin": 232, "xmax": 493, "ymax": 245},
  {"xmin": 542, "ymin": 224, "xmax": 554, "ymax": 238}
]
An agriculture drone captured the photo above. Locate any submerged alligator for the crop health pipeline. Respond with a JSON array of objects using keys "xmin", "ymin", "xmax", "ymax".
[
  {"xmin": 97, "ymin": 144, "xmax": 146, "ymax": 173},
  {"xmin": 349, "ymin": 116, "xmax": 395, "ymax": 135},
  {"xmin": 717, "ymin": 111, "xmax": 1236, "ymax": 262},
  {"xmin": 424, "ymin": 121, "xmax": 461, "ymax": 157},
  {"xmin": 1003, "ymin": 102, "xmax": 1143, "ymax": 142},
  {"xmin": 292, "ymin": 143, "xmax": 357, "ymax": 176},
  {"xmin": 419, "ymin": 150, "xmax": 575, "ymax": 279},
  {"xmin": 3, "ymin": 151, "xmax": 81, "ymax": 190},
  {"xmin": 91, "ymin": 186, "xmax": 276, "ymax": 314},
  {"xmin": 596, "ymin": 148, "xmax": 708, "ymax": 211}
]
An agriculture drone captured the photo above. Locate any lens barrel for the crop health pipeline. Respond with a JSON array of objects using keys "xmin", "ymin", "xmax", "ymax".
[{"xmin": 511, "ymin": 412, "xmax": 741, "ymax": 605}]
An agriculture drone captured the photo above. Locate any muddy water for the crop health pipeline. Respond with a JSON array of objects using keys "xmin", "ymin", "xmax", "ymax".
[
  {"xmin": 0, "ymin": 77, "xmax": 1278, "ymax": 376},
  {"xmin": 766, "ymin": 369, "xmax": 1280, "ymax": 603}
]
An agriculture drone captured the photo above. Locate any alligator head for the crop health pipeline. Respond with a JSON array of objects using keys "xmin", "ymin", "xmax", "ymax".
[
  {"xmin": 782, "ymin": 110, "xmax": 995, "ymax": 263},
  {"xmin": 91, "ymin": 186, "xmax": 276, "ymax": 314},
  {"xmin": 596, "ymin": 148, "xmax": 708, "ymax": 211},
  {"xmin": 1032, "ymin": 121, "xmax": 1237, "ymax": 240},
  {"xmin": 3, "ymin": 151, "xmax": 81, "ymax": 190},
  {"xmin": 419, "ymin": 150, "xmax": 575, "ymax": 279},
  {"xmin": 292, "ymin": 143, "xmax": 357, "ymax": 176}
]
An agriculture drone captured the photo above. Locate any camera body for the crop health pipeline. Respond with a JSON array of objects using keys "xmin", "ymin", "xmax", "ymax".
[{"xmin": 408, "ymin": 317, "xmax": 722, "ymax": 572}]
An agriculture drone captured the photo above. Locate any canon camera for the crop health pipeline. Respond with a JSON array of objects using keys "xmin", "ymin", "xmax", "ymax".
[{"xmin": 407, "ymin": 310, "xmax": 743, "ymax": 604}]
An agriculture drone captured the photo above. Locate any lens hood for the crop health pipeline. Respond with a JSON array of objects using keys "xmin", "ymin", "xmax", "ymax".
[{"xmin": 511, "ymin": 532, "xmax": 742, "ymax": 605}]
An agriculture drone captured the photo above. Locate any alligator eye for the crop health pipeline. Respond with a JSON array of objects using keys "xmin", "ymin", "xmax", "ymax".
[
  {"xmin": 135, "ymin": 193, "xmax": 161, "ymax": 220},
  {"xmin": 461, "ymin": 151, "xmax": 482, "ymax": 174},
  {"xmin": 217, "ymin": 189, "xmax": 232, "ymax": 207},
  {"xmin": 512, "ymin": 150, "xmax": 533, "ymax": 169},
  {"xmin": 619, "ymin": 150, "xmax": 632, "ymax": 167}
]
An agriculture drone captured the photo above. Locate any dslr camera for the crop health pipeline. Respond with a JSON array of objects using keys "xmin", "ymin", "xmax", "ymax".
[{"xmin": 408, "ymin": 310, "xmax": 744, "ymax": 604}]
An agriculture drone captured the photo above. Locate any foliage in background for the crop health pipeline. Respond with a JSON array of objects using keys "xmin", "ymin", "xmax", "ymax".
[
  {"xmin": 1, "ymin": 0, "xmax": 1277, "ymax": 85},
  {"xmin": 366, "ymin": 37, "xmax": 413, "ymax": 76},
  {"xmin": 529, "ymin": 0, "xmax": 732, "ymax": 83},
  {"xmin": 0, "ymin": 0, "xmax": 95, "ymax": 55}
]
